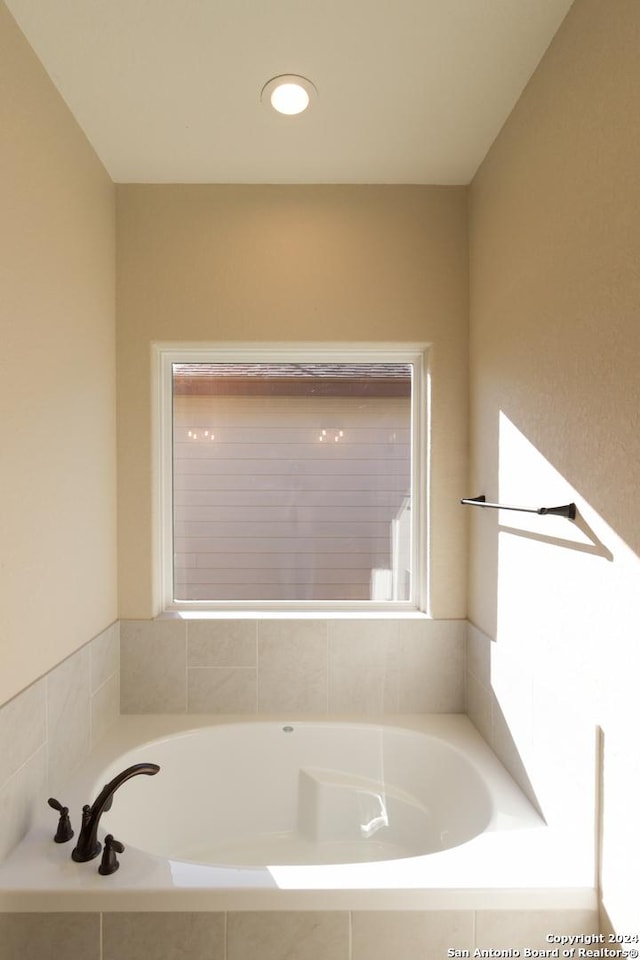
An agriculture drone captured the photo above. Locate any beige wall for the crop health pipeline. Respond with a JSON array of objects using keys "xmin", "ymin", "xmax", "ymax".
[
  {"xmin": 468, "ymin": 0, "xmax": 640, "ymax": 932},
  {"xmin": 0, "ymin": 2, "xmax": 117, "ymax": 706},
  {"xmin": 116, "ymin": 185, "xmax": 468, "ymax": 619}
]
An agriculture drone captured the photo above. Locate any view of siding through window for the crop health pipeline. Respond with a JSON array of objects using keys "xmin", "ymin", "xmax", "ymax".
[{"xmin": 172, "ymin": 363, "xmax": 412, "ymax": 602}]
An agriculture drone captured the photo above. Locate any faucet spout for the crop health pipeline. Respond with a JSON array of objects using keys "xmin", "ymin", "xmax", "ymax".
[{"xmin": 71, "ymin": 762, "xmax": 160, "ymax": 862}]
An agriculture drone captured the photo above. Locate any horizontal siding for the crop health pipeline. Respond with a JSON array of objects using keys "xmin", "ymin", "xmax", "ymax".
[
  {"xmin": 173, "ymin": 394, "xmax": 411, "ymax": 601},
  {"xmin": 174, "ymin": 426, "xmax": 410, "ymax": 444},
  {"xmin": 174, "ymin": 474, "xmax": 409, "ymax": 492},
  {"xmin": 174, "ymin": 490, "xmax": 408, "ymax": 507},
  {"xmin": 174, "ymin": 537, "xmax": 393, "ymax": 553},
  {"xmin": 175, "ymin": 506, "xmax": 406, "ymax": 522},
  {"xmin": 175, "ymin": 568, "xmax": 373, "ymax": 585},
  {"xmin": 175, "ymin": 521, "xmax": 393, "ymax": 538},
  {"xmin": 175, "ymin": 552, "xmax": 389, "ymax": 569},
  {"xmin": 177, "ymin": 584, "xmax": 370, "ymax": 601},
  {"xmin": 175, "ymin": 459, "xmax": 409, "ymax": 476},
  {"xmin": 175, "ymin": 443, "xmax": 409, "ymax": 461}
]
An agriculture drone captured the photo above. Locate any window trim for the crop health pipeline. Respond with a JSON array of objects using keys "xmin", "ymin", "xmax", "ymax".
[{"xmin": 152, "ymin": 342, "xmax": 430, "ymax": 615}]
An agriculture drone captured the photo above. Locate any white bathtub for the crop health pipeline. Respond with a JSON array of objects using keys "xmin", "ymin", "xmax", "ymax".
[
  {"xmin": 0, "ymin": 715, "xmax": 596, "ymax": 912},
  {"xmin": 97, "ymin": 721, "xmax": 494, "ymax": 867}
]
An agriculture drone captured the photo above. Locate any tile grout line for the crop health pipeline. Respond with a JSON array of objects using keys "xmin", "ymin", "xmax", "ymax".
[
  {"xmin": 255, "ymin": 622, "xmax": 260, "ymax": 713},
  {"xmin": 325, "ymin": 621, "xmax": 330, "ymax": 714},
  {"xmin": 189, "ymin": 665, "xmax": 257, "ymax": 671},
  {"xmin": 184, "ymin": 621, "xmax": 189, "ymax": 712},
  {"xmin": 88, "ymin": 640, "xmax": 95, "ymax": 750},
  {"xmin": 90, "ymin": 668, "xmax": 120, "ymax": 699},
  {"xmin": 0, "ymin": 742, "xmax": 48, "ymax": 796},
  {"xmin": 44, "ymin": 675, "xmax": 51, "ymax": 793}
]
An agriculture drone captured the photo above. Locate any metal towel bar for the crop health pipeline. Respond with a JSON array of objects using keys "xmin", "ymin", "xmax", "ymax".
[{"xmin": 460, "ymin": 495, "xmax": 576, "ymax": 520}]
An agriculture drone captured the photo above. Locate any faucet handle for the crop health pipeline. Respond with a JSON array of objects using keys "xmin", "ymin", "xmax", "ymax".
[
  {"xmin": 47, "ymin": 797, "xmax": 74, "ymax": 843},
  {"xmin": 98, "ymin": 834, "xmax": 125, "ymax": 875}
]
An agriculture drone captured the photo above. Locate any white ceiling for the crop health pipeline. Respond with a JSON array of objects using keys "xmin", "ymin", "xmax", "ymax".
[{"xmin": 6, "ymin": 0, "xmax": 574, "ymax": 184}]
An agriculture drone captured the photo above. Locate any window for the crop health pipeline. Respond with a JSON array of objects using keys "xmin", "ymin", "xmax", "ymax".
[{"xmin": 154, "ymin": 344, "xmax": 429, "ymax": 612}]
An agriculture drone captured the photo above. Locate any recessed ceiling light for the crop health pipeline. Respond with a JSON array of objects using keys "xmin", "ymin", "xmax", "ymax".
[{"xmin": 261, "ymin": 75, "xmax": 317, "ymax": 116}]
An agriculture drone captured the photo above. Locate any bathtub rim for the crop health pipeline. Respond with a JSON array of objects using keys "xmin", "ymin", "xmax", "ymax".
[
  {"xmin": 93, "ymin": 715, "xmax": 498, "ymax": 866},
  {"xmin": 0, "ymin": 713, "xmax": 597, "ymax": 913}
]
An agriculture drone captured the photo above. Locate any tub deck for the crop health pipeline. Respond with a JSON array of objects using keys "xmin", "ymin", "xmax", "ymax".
[{"xmin": 0, "ymin": 714, "xmax": 597, "ymax": 913}]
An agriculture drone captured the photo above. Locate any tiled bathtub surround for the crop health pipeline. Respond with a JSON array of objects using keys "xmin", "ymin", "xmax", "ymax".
[
  {"xmin": 465, "ymin": 622, "xmax": 543, "ymax": 811},
  {"xmin": 0, "ymin": 907, "xmax": 600, "ymax": 960},
  {"xmin": 120, "ymin": 618, "xmax": 466, "ymax": 714},
  {"xmin": 0, "ymin": 623, "xmax": 120, "ymax": 862},
  {"xmin": 464, "ymin": 621, "xmax": 598, "ymax": 873}
]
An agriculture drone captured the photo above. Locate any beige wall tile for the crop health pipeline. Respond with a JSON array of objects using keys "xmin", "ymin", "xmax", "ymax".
[
  {"xmin": 465, "ymin": 671, "xmax": 492, "ymax": 743},
  {"xmin": 384, "ymin": 620, "xmax": 465, "ymax": 712},
  {"xmin": 475, "ymin": 909, "xmax": 600, "ymax": 950},
  {"xmin": 327, "ymin": 621, "xmax": 387, "ymax": 714},
  {"xmin": 103, "ymin": 912, "xmax": 225, "ymax": 960},
  {"xmin": 489, "ymin": 690, "xmax": 539, "ymax": 812},
  {"xmin": 228, "ymin": 911, "xmax": 348, "ymax": 960},
  {"xmin": 91, "ymin": 672, "xmax": 120, "ymax": 745},
  {"xmin": 188, "ymin": 620, "xmax": 257, "ymax": 667},
  {"xmin": 0, "ymin": 747, "xmax": 47, "ymax": 861},
  {"xmin": 466, "ymin": 622, "xmax": 492, "ymax": 686},
  {"xmin": 0, "ymin": 680, "xmax": 46, "ymax": 787},
  {"xmin": 258, "ymin": 621, "xmax": 328, "ymax": 713},
  {"xmin": 352, "ymin": 910, "xmax": 474, "ymax": 960},
  {"xmin": 91, "ymin": 621, "xmax": 120, "ymax": 693},
  {"xmin": 530, "ymin": 687, "xmax": 597, "ymax": 833},
  {"xmin": 0, "ymin": 913, "xmax": 100, "ymax": 960},
  {"xmin": 120, "ymin": 620, "xmax": 186, "ymax": 713},
  {"xmin": 46, "ymin": 646, "xmax": 92, "ymax": 792},
  {"xmin": 188, "ymin": 667, "xmax": 257, "ymax": 712},
  {"xmin": 119, "ymin": 617, "xmax": 470, "ymax": 716}
]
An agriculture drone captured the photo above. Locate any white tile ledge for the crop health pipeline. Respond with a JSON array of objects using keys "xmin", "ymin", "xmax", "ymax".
[{"xmin": 156, "ymin": 611, "xmax": 434, "ymax": 620}]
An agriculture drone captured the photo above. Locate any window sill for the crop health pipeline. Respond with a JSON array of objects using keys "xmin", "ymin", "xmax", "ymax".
[{"xmin": 156, "ymin": 609, "xmax": 431, "ymax": 621}]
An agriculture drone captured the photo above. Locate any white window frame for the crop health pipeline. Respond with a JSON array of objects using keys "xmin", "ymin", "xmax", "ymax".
[{"xmin": 152, "ymin": 342, "xmax": 431, "ymax": 615}]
